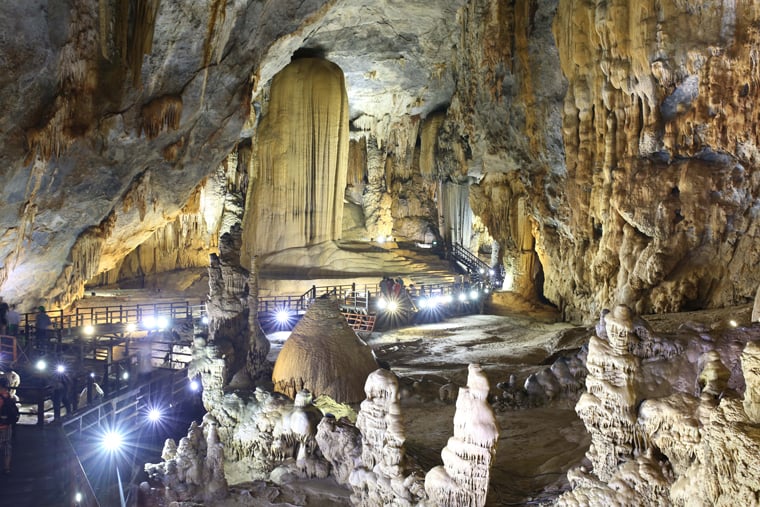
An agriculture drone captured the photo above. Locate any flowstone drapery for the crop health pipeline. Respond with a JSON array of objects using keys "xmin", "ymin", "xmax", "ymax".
[
  {"xmin": 242, "ymin": 57, "xmax": 349, "ymax": 263},
  {"xmin": 424, "ymin": 363, "xmax": 499, "ymax": 507}
]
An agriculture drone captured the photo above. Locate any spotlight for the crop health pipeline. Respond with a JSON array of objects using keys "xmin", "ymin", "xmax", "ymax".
[
  {"xmin": 126, "ymin": 322, "xmax": 136, "ymax": 333},
  {"xmin": 189, "ymin": 380, "xmax": 200, "ymax": 392},
  {"xmin": 74, "ymin": 492, "xmax": 83, "ymax": 504},
  {"xmin": 275, "ymin": 309, "xmax": 291, "ymax": 324},
  {"xmin": 419, "ymin": 298, "xmax": 429, "ymax": 309},
  {"xmin": 377, "ymin": 236, "xmax": 385, "ymax": 244},
  {"xmin": 147, "ymin": 408, "xmax": 162, "ymax": 423},
  {"xmin": 83, "ymin": 325, "xmax": 95, "ymax": 336},
  {"xmin": 101, "ymin": 430, "xmax": 123, "ymax": 452},
  {"xmin": 36, "ymin": 359, "xmax": 47, "ymax": 371},
  {"xmin": 122, "ymin": 372, "xmax": 129, "ymax": 380},
  {"xmin": 56, "ymin": 364, "xmax": 66, "ymax": 374},
  {"xmin": 479, "ymin": 268, "xmax": 485, "ymax": 274},
  {"xmin": 377, "ymin": 298, "xmax": 388, "ymax": 310},
  {"xmin": 729, "ymin": 320, "xmax": 738, "ymax": 327},
  {"xmin": 89, "ymin": 372, "xmax": 96, "ymax": 379},
  {"xmin": 458, "ymin": 293, "xmax": 468, "ymax": 302},
  {"xmin": 470, "ymin": 290, "xmax": 479, "ymax": 300},
  {"xmin": 157, "ymin": 316, "xmax": 169, "ymax": 330},
  {"xmin": 201, "ymin": 316, "xmax": 209, "ymax": 325},
  {"xmin": 387, "ymin": 301, "xmax": 399, "ymax": 313},
  {"xmin": 488, "ymin": 269, "xmax": 494, "ymax": 276},
  {"xmin": 443, "ymin": 294, "xmax": 453, "ymax": 305},
  {"xmin": 142, "ymin": 315, "xmax": 156, "ymax": 330}
]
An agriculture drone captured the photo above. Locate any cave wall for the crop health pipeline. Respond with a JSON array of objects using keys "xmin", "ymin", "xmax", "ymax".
[
  {"xmin": 543, "ymin": 0, "xmax": 760, "ymax": 320},
  {"xmin": 0, "ymin": 0, "xmax": 332, "ymax": 310},
  {"xmin": 444, "ymin": 0, "xmax": 760, "ymax": 321}
]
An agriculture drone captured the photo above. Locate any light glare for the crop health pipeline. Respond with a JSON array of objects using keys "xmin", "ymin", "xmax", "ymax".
[
  {"xmin": 275, "ymin": 309, "xmax": 290, "ymax": 324},
  {"xmin": 36, "ymin": 360, "xmax": 47, "ymax": 371},
  {"xmin": 143, "ymin": 315, "xmax": 156, "ymax": 329},
  {"xmin": 102, "ymin": 430, "xmax": 123, "ymax": 452},
  {"xmin": 148, "ymin": 408, "xmax": 162, "ymax": 422}
]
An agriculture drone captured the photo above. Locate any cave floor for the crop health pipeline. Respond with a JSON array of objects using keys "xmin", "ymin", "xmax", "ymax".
[{"xmin": 86, "ymin": 269, "xmax": 758, "ymax": 506}]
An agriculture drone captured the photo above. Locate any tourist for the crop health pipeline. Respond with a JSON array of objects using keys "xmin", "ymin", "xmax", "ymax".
[
  {"xmin": 6, "ymin": 304, "xmax": 20, "ymax": 337},
  {"xmin": 0, "ymin": 377, "xmax": 16, "ymax": 474},
  {"xmin": 35, "ymin": 306, "xmax": 52, "ymax": 351}
]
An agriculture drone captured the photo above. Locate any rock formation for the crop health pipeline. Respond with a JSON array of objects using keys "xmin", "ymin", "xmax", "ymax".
[
  {"xmin": 425, "ymin": 363, "xmax": 499, "ymax": 507},
  {"xmin": 272, "ymin": 298, "xmax": 379, "ymax": 403},
  {"xmin": 144, "ymin": 415, "xmax": 228, "ymax": 504},
  {"xmin": 241, "ymin": 57, "xmax": 349, "ymax": 265},
  {"xmin": 350, "ymin": 368, "xmax": 427, "ymax": 506},
  {"xmin": 575, "ymin": 305, "xmax": 640, "ymax": 482}
]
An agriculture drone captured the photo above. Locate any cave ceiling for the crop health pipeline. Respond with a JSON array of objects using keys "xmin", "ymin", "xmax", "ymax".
[
  {"xmin": 0, "ymin": 0, "xmax": 462, "ymax": 309},
  {"xmin": 2, "ymin": 0, "xmax": 760, "ymax": 323}
]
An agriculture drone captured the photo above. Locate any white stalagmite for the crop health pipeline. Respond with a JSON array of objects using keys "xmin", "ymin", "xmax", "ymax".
[
  {"xmin": 576, "ymin": 305, "xmax": 639, "ymax": 482},
  {"xmin": 424, "ymin": 363, "xmax": 499, "ymax": 507},
  {"xmin": 350, "ymin": 368, "xmax": 427, "ymax": 506}
]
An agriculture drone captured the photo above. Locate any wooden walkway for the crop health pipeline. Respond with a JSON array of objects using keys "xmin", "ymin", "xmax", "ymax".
[{"xmin": 0, "ymin": 424, "xmax": 73, "ymax": 507}]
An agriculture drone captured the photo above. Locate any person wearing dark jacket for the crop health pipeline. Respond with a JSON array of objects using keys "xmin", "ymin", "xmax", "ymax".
[
  {"xmin": 0, "ymin": 377, "xmax": 15, "ymax": 474},
  {"xmin": 35, "ymin": 306, "xmax": 53, "ymax": 350}
]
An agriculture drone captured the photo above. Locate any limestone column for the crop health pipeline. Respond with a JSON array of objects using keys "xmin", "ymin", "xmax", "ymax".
[{"xmin": 241, "ymin": 57, "xmax": 349, "ymax": 262}]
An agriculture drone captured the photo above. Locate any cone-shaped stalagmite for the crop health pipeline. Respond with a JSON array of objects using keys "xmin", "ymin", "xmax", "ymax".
[
  {"xmin": 242, "ymin": 57, "xmax": 349, "ymax": 265},
  {"xmin": 272, "ymin": 298, "xmax": 378, "ymax": 403}
]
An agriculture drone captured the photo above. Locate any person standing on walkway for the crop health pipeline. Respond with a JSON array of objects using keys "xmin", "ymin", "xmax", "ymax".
[
  {"xmin": 6, "ymin": 304, "xmax": 20, "ymax": 337},
  {"xmin": 0, "ymin": 377, "xmax": 15, "ymax": 474},
  {"xmin": 35, "ymin": 306, "xmax": 52, "ymax": 351}
]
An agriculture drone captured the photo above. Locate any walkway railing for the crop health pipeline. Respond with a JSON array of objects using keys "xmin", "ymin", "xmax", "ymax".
[
  {"xmin": 18, "ymin": 301, "xmax": 205, "ymax": 340},
  {"xmin": 450, "ymin": 242, "xmax": 501, "ymax": 286},
  {"xmin": 61, "ymin": 367, "xmax": 192, "ymax": 440}
]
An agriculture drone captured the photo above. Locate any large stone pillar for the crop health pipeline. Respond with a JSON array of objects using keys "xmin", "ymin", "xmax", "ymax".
[{"xmin": 241, "ymin": 57, "xmax": 349, "ymax": 263}]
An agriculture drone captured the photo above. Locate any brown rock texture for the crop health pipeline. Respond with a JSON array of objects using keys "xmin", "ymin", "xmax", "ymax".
[
  {"xmin": 271, "ymin": 298, "xmax": 379, "ymax": 403},
  {"xmin": 241, "ymin": 57, "xmax": 349, "ymax": 264}
]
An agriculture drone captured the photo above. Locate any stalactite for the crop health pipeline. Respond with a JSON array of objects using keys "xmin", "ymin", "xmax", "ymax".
[
  {"xmin": 420, "ymin": 113, "xmax": 444, "ymax": 179},
  {"xmin": 50, "ymin": 211, "xmax": 117, "ymax": 309},
  {"xmin": 129, "ymin": 0, "xmax": 160, "ymax": 86},
  {"xmin": 99, "ymin": 0, "xmax": 109, "ymax": 59},
  {"xmin": 121, "ymin": 170, "xmax": 152, "ymax": 221},
  {"xmin": 141, "ymin": 95, "xmax": 183, "ymax": 139}
]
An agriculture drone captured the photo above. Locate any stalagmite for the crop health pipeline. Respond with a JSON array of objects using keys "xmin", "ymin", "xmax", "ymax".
[
  {"xmin": 350, "ymin": 368, "xmax": 427, "ymax": 506},
  {"xmin": 576, "ymin": 305, "xmax": 639, "ymax": 482},
  {"xmin": 424, "ymin": 363, "xmax": 499, "ymax": 507},
  {"xmin": 272, "ymin": 298, "xmax": 378, "ymax": 403}
]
